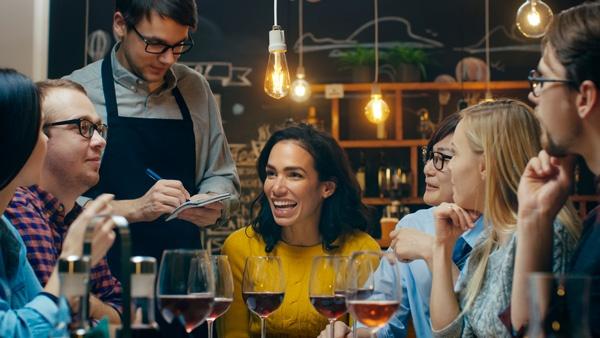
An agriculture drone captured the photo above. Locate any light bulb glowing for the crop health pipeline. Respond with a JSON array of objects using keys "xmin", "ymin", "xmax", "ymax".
[
  {"xmin": 265, "ymin": 26, "xmax": 291, "ymax": 99},
  {"xmin": 516, "ymin": 0, "xmax": 553, "ymax": 38},
  {"xmin": 290, "ymin": 75, "xmax": 311, "ymax": 102},
  {"xmin": 364, "ymin": 93, "xmax": 390, "ymax": 124},
  {"xmin": 264, "ymin": 51, "xmax": 290, "ymax": 99},
  {"xmin": 527, "ymin": 9, "xmax": 541, "ymax": 26}
]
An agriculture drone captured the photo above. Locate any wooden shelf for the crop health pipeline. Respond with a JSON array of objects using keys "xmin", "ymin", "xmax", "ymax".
[
  {"xmin": 339, "ymin": 139, "xmax": 427, "ymax": 148},
  {"xmin": 312, "ymin": 81, "xmax": 529, "ymax": 93},
  {"xmin": 570, "ymin": 195, "xmax": 598, "ymax": 203},
  {"xmin": 362, "ymin": 197, "xmax": 425, "ymax": 206},
  {"xmin": 322, "ymin": 81, "xmax": 531, "ymax": 202}
]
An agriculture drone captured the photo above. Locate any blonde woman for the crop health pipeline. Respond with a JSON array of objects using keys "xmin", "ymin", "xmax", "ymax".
[{"xmin": 429, "ymin": 99, "xmax": 580, "ymax": 337}]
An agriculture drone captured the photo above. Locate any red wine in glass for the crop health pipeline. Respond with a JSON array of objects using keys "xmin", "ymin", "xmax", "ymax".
[
  {"xmin": 310, "ymin": 294, "xmax": 347, "ymax": 319},
  {"xmin": 242, "ymin": 291, "xmax": 285, "ymax": 317},
  {"xmin": 159, "ymin": 293, "xmax": 214, "ymax": 333},
  {"xmin": 208, "ymin": 297, "xmax": 233, "ymax": 321}
]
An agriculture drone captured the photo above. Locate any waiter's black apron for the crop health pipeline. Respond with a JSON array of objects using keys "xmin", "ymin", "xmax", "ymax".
[{"xmin": 94, "ymin": 57, "xmax": 207, "ymax": 338}]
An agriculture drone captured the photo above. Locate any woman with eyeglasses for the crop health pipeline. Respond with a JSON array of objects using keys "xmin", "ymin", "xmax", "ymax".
[
  {"xmin": 0, "ymin": 68, "xmax": 115, "ymax": 337},
  {"xmin": 321, "ymin": 113, "xmax": 486, "ymax": 338},
  {"xmin": 429, "ymin": 99, "xmax": 580, "ymax": 338}
]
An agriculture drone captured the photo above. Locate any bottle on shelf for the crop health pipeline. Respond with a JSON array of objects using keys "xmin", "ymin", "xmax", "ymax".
[
  {"xmin": 356, "ymin": 151, "xmax": 366, "ymax": 196},
  {"xmin": 377, "ymin": 201, "xmax": 401, "ymax": 248},
  {"xmin": 377, "ymin": 151, "xmax": 391, "ymax": 198}
]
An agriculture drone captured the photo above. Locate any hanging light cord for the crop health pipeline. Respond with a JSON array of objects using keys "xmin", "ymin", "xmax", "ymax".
[
  {"xmin": 274, "ymin": 0, "xmax": 278, "ymax": 26},
  {"xmin": 374, "ymin": 0, "xmax": 379, "ymax": 84},
  {"xmin": 485, "ymin": 0, "xmax": 491, "ymax": 94},
  {"xmin": 299, "ymin": 0, "xmax": 303, "ymax": 68},
  {"xmin": 84, "ymin": 0, "xmax": 90, "ymax": 66}
]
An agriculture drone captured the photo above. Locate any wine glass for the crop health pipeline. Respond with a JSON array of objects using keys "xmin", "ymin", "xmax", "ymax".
[
  {"xmin": 157, "ymin": 249, "xmax": 215, "ymax": 335},
  {"xmin": 206, "ymin": 255, "xmax": 234, "ymax": 338},
  {"xmin": 346, "ymin": 251, "xmax": 401, "ymax": 338},
  {"xmin": 242, "ymin": 256, "xmax": 285, "ymax": 338},
  {"xmin": 309, "ymin": 256, "xmax": 350, "ymax": 338}
]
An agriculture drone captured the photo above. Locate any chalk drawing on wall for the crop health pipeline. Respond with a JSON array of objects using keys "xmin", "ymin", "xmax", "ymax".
[
  {"xmin": 456, "ymin": 25, "xmax": 539, "ymax": 54},
  {"xmin": 182, "ymin": 61, "xmax": 253, "ymax": 87},
  {"xmin": 293, "ymin": 16, "xmax": 444, "ymax": 57}
]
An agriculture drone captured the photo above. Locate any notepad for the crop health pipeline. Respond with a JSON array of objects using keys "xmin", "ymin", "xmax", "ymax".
[{"xmin": 166, "ymin": 192, "xmax": 232, "ymax": 221}]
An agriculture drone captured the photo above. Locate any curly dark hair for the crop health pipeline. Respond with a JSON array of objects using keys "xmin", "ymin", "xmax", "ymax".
[{"xmin": 251, "ymin": 123, "xmax": 370, "ymax": 253}]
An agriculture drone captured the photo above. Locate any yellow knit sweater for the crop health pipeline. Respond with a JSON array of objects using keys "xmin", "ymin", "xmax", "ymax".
[{"xmin": 216, "ymin": 226, "xmax": 380, "ymax": 338}]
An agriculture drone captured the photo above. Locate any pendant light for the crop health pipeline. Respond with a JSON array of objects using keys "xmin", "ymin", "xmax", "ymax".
[
  {"xmin": 290, "ymin": 0, "xmax": 311, "ymax": 102},
  {"xmin": 516, "ymin": 0, "xmax": 554, "ymax": 38},
  {"xmin": 484, "ymin": 0, "xmax": 493, "ymax": 101},
  {"xmin": 364, "ymin": 0, "xmax": 390, "ymax": 124},
  {"xmin": 264, "ymin": 0, "xmax": 291, "ymax": 99}
]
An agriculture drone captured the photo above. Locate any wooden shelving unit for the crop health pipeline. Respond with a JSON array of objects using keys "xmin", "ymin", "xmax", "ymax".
[
  {"xmin": 362, "ymin": 197, "xmax": 424, "ymax": 206},
  {"xmin": 313, "ymin": 81, "xmax": 530, "ymax": 202}
]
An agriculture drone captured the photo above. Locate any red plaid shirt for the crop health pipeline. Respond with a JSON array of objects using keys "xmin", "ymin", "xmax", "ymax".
[{"xmin": 4, "ymin": 185, "xmax": 122, "ymax": 314}]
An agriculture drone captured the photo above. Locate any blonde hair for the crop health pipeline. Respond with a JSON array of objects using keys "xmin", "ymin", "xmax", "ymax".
[{"xmin": 459, "ymin": 99, "xmax": 580, "ymax": 311}]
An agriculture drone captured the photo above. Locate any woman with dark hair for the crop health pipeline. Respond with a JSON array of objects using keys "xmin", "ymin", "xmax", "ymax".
[
  {"xmin": 0, "ymin": 68, "xmax": 115, "ymax": 337},
  {"xmin": 218, "ymin": 123, "xmax": 379, "ymax": 338}
]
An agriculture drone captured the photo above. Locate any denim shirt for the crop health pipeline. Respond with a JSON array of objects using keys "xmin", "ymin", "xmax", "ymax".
[
  {"xmin": 0, "ymin": 215, "xmax": 64, "ymax": 337},
  {"xmin": 365, "ymin": 207, "xmax": 485, "ymax": 338}
]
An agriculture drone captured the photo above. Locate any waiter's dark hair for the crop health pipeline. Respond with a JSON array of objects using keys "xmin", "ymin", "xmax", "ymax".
[
  {"xmin": 116, "ymin": 0, "xmax": 198, "ymax": 29},
  {"xmin": 251, "ymin": 123, "xmax": 369, "ymax": 253},
  {"xmin": 0, "ymin": 68, "xmax": 41, "ymax": 190}
]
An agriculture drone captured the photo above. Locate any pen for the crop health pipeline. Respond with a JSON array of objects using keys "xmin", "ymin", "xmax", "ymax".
[{"xmin": 145, "ymin": 168, "xmax": 162, "ymax": 181}]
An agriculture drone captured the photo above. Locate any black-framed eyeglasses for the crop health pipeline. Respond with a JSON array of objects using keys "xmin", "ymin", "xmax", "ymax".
[
  {"xmin": 130, "ymin": 25, "xmax": 194, "ymax": 55},
  {"xmin": 44, "ymin": 118, "xmax": 108, "ymax": 139},
  {"xmin": 421, "ymin": 148, "xmax": 453, "ymax": 171},
  {"xmin": 528, "ymin": 69, "xmax": 578, "ymax": 97}
]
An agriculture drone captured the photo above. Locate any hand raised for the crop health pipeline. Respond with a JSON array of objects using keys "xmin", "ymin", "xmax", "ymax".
[
  {"xmin": 518, "ymin": 150, "xmax": 574, "ymax": 221},
  {"xmin": 389, "ymin": 227, "xmax": 433, "ymax": 263},
  {"xmin": 62, "ymin": 194, "xmax": 115, "ymax": 265},
  {"xmin": 433, "ymin": 202, "xmax": 479, "ymax": 247}
]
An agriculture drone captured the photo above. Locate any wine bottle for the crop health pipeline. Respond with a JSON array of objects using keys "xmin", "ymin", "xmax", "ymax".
[{"xmin": 356, "ymin": 151, "xmax": 366, "ymax": 196}]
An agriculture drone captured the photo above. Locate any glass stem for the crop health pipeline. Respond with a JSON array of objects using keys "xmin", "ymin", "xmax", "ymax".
[
  {"xmin": 261, "ymin": 317, "xmax": 266, "ymax": 338},
  {"xmin": 207, "ymin": 319, "xmax": 214, "ymax": 338},
  {"xmin": 329, "ymin": 319, "xmax": 335, "ymax": 338},
  {"xmin": 353, "ymin": 321, "xmax": 357, "ymax": 338}
]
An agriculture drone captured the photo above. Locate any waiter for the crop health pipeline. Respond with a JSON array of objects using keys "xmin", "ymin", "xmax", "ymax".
[{"xmin": 67, "ymin": 0, "xmax": 240, "ymax": 293}]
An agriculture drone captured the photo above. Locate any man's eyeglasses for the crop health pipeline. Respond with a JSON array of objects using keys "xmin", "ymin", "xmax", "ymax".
[
  {"xmin": 421, "ymin": 148, "xmax": 453, "ymax": 171},
  {"xmin": 44, "ymin": 118, "xmax": 108, "ymax": 139},
  {"xmin": 131, "ymin": 25, "xmax": 194, "ymax": 55},
  {"xmin": 528, "ymin": 69, "xmax": 578, "ymax": 97}
]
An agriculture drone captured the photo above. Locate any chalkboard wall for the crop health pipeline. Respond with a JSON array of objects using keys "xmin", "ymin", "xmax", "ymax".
[{"xmin": 48, "ymin": 0, "xmax": 582, "ymax": 144}]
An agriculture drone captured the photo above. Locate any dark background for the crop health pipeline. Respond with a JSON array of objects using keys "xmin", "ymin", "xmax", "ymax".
[
  {"xmin": 48, "ymin": 0, "xmax": 582, "ymax": 142},
  {"xmin": 48, "ymin": 0, "xmax": 594, "ymax": 225}
]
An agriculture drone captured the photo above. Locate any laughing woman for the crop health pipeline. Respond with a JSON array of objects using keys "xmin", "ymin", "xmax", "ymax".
[{"xmin": 218, "ymin": 123, "xmax": 379, "ymax": 338}]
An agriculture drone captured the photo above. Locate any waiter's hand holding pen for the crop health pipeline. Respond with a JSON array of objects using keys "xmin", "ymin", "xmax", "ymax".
[
  {"xmin": 144, "ymin": 168, "xmax": 223, "ymax": 227},
  {"xmin": 117, "ymin": 168, "xmax": 191, "ymax": 222}
]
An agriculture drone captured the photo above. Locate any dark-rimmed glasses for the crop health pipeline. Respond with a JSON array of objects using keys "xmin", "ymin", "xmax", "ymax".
[
  {"xmin": 44, "ymin": 118, "xmax": 108, "ymax": 139},
  {"xmin": 421, "ymin": 148, "xmax": 453, "ymax": 171},
  {"xmin": 528, "ymin": 69, "xmax": 578, "ymax": 97},
  {"xmin": 131, "ymin": 25, "xmax": 194, "ymax": 55}
]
